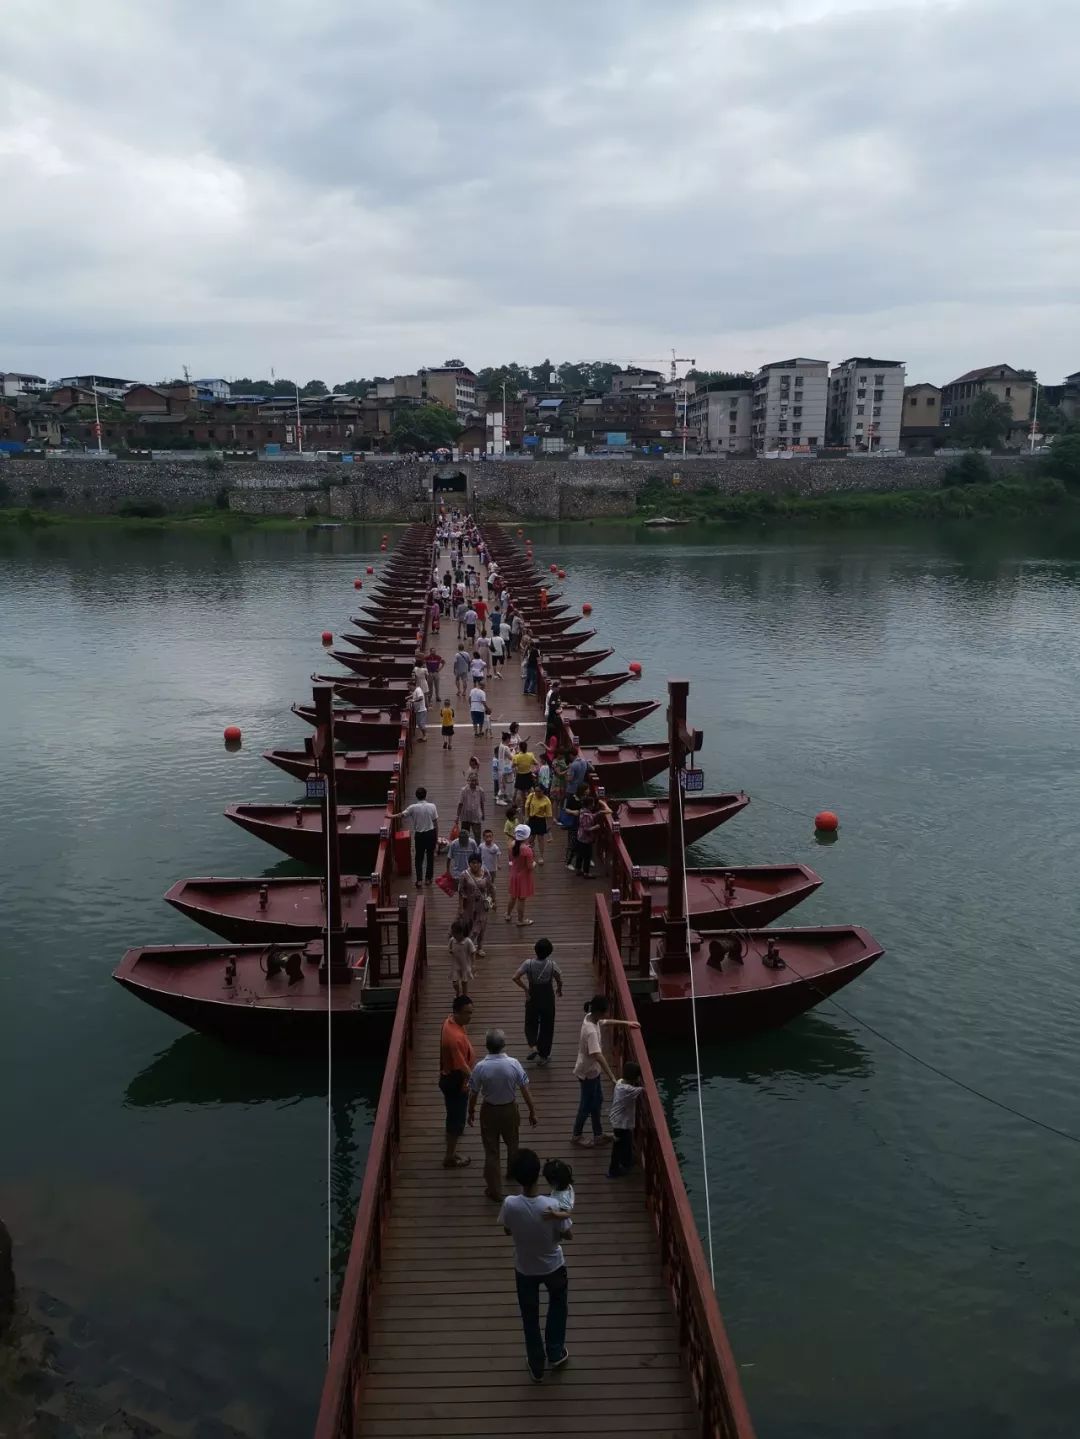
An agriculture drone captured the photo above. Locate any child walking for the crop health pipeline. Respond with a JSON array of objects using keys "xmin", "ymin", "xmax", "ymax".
[
  {"xmin": 440, "ymin": 701, "xmax": 455, "ymax": 749},
  {"xmin": 447, "ymin": 917, "xmax": 476, "ymax": 997},
  {"xmin": 607, "ymin": 1060, "xmax": 643, "ymax": 1178}
]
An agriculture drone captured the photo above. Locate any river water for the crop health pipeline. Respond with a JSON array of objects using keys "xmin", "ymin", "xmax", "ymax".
[{"xmin": 1, "ymin": 519, "xmax": 1078, "ymax": 1437}]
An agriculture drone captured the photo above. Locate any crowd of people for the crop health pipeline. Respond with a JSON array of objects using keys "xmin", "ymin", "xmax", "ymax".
[{"xmin": 396, "ymin": 509, "xmax": 646, "ymax": 1382}]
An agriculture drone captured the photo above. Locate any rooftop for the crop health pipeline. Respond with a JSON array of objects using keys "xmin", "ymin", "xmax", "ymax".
[
  {"xmin": 836, "ymin": 357, "xmax": 905, "ymax": 368},
  {"xmin": 947, "ymin": 363, "xmax": 1026, "ymax": 385},
  {"xmin": 758, "ymin": 357, "xmax": 828, "ymax": 371}
]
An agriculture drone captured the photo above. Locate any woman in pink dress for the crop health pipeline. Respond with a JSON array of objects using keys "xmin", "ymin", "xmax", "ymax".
[{"xmin": 504, "ymin": 823, "xmax": 536, "ymax": 927}]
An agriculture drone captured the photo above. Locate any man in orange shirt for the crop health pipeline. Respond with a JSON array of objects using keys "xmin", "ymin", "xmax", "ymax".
[{"xmin": 439, "ymin": 994, "xmax": 475, "ymax": 1168}]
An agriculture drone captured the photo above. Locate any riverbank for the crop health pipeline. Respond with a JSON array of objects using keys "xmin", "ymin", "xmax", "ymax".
[
  {"xmin": 634, "ymin": 474, "xmax": 1072, "ymax": 527},
  {"xmin": 0, "ymin": 505, "xmax": 314, "ymax": 531}
]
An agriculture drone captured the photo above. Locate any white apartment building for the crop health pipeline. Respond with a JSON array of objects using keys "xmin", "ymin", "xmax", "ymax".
[
  {"xmin": 1, "ymin": 371, "xmax": 47, "ymax": 398},
  {"xmin": 687, "ymin": 387, "xmax": 753, "ymax": 453},
  {"xmin": 828, "ymin": 357, "xmax": 906, "ymax": 451},
  {"xmin": 750, "ymin": 359, "xmax": 828, "ymax": 453}
]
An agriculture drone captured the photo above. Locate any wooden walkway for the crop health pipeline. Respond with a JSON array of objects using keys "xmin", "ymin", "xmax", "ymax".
[{"xmin": 352, "ymin": 542, "xmax": 702, "ymax": 1437}]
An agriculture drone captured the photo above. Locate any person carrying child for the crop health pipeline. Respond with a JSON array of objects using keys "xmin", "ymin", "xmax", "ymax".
[{"xmin": 607, "ymin": 1060, "xmax": 643, "ymax": 1178}]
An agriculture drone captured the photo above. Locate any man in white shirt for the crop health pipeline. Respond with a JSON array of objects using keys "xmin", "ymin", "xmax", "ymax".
[
  {"xmin": 499, "ymin": 1147, "xmax": 570, "ymax": 1382},
  {"xmin": 489, "ymin": 630, "xmax": 506, "ymax": 678},
  {"xmin": 395, "ymin": 786, "xmax": 439, "ymax": 888},
  {"xmin": 468, "ymin": 1028, "xmax": 537, "ymax": 1202},
  {"xmin": 410, "ymin": 683, "xmax": 428, "ymax": 741}
]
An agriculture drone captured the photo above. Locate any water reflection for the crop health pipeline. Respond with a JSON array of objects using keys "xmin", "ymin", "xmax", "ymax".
[{"xmin": 651, "ymin": 1013, "xmax": 872, "ymax": 1089}]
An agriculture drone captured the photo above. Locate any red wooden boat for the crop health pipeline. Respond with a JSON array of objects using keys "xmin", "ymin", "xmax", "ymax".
[
  {"xmin": 517, "ymin": 601, "xmax": 571, "ymax": 619},
  {"xmin": 292, "ymin": 703, "xmax": 403, "ymax": 750},
  {"xmin": 541, "ymin": 647, "xmax": 615, "ymax": 676},
  {"xmin": 312, "ymin": 674, "xmax": 411, "ymax": 707},
  {"xmin": 351, "ymin": 617, "xmax": 424, "ymax": 639},
  {"xmin": 581, "ymin": 742, "xmax": 671, "ymax": 792},
  {"xmin": 338, "ymin": 634, "xmax": 420, "ymax": 655},
  {"xmin": 224, "ymin": 802, "xmax": 386, "ymax": 868},
  {"xmin": 548, "ymin": 670, "xmax": 634, "ymax": 703},
  {"xmin": 328, "ymin": 650, "xmax": 417, "ymax": 679},
  {"xmin": 636, "ymin": 863, "xmax": 822, "ymax": 929},
  {"xmin": 610, "ymin": 793, "xmax": 749, "ymax": 864},
  {"xmin": 165, "ymin": 873, "xmax": 374, "ymax": 942},
  {"xmin": 526, "ymin": 628, "xmax": 597, "ymax": 652},
  {"xmin": 559, "ymin": 700, "xmax": 661, "ymax": 743},
  {"xmin": 520, "ymin": 613, "xmax": 584, "ymax": 635},
  {"xmin": 113, "ymin": 940, "xmax": 386, "ymax": 1050},
  {"xmin": 264, "ymin": 747, "xmax": 401, "ymax": 802},
  {"xmin": 639, "ymin": 926, "xmax": 884, "ymax": 1040}
]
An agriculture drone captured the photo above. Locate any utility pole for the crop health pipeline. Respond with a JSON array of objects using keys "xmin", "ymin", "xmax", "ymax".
[
  {"xmin": 660, "ymin": 679, "xmax": 699, "ymax": 974},
  {"xmin": 1029, "ymin": 381, "xmax": 1040, "ymax": 453},
  {"xmin": 502, "ymin": 380, "xmax": 507, "ymax": 456},
  {"xmin": 91, "ymin": 374, "xmax": 103, "ymax": 455},
  {"xmin": 295, "ymin": 381, "xmax": 304, "ymax": 454}
]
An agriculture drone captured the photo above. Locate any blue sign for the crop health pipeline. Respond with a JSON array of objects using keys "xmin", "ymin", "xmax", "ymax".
[
  {"xmin": 305, "ymin": 777, "xmax": 327, "ymax": 799},
  {"xmin": 679, "ymin": 768, "xmax": 705, "ymax": 792}
]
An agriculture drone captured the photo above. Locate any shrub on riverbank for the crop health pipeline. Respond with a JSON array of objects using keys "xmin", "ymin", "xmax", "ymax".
[{"xmin": 635, "ymin": 474, "xmax": 1070, "ymax": 527}]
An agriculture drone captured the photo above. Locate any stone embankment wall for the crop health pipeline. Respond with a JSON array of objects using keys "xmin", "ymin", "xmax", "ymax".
[{"xmin": 0, "ymin": 454, "xmax": 1036, "ymax": 520}]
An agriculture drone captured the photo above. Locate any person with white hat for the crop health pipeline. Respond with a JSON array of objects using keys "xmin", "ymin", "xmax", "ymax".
[{"xmin": 504, "ymin": 822, "xmax": 536, "ymax": 927}]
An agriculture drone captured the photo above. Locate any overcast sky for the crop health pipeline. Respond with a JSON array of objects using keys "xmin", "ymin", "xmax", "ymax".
[{"xmin": 2, "ymin": 0, "xmax": 1077, "ymax": 387}]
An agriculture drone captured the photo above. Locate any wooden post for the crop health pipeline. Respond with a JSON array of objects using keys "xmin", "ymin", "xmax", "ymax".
[
  {"xmin": 366, "ymin": 898, "xmax": 381, "ymax": 986},
  {"xmin": 660, "ymin": 679, "xmax": 692, "ymax": 973},
  {"xmin": 396, "ymin": 895, "xmax": 409, "ymax": 979},
  {"xmin": 315, "ymin": 683, "xmax": 351, "ymax": 983},
  {"xmin": 639, "ymin": 891, "xmax": 653, "ymax": 977}
]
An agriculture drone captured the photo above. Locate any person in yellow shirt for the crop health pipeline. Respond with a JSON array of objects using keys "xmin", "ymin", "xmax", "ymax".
[
  {"xmin": 525, "ymin": 784, "xmax": 553, "ymax": 865},
  {"xmin": 511, "ymin": 743, "xmax": 537, "ymax": 803},
  {"xmin": 440, "ymin": 702, "xmax": 456, "ymax": 750}
]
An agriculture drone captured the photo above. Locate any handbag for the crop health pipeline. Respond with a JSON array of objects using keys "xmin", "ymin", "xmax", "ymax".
[{"xmin": 435, "ymin": 872, "xmax": 457, "ymax": 897}]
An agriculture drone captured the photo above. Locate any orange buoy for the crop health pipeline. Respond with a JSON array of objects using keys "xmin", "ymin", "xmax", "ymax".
[
  {"xmin": 321, "ymin": 630, "xmax": 333, "ymax": 645},
  {"xmin": 517, "ymin": 528, "xmax": 523, "ymax": 536},
  {"xmin": 366, "ymin": 565, "xmax": 374, "ymax": 574},
  {"xmin": 558, "ymin": 569, "xmax": 566, "ymax": 579},
  {"xmin": 628, "ymin": 661, "xmax": 642, "ymax": 675},
  {"xmin": 223, "ymin": 725, "xmax": 242, "ymax": 743},
  {"xmin": 380, "ymin": 542, "xmax": 387, "ymax": 551},
  {"xmin": 353, "ymin": 578, "xmax": 362, "ymax": 589},
  {"xmin": 382, "ymin": 533, "xmax": 388, "ymax": 541},
  {"xmin": 582, "ymin": 602, "xmax": 593, "ymax": 614},
  {"xmin": 549, "ymin": 563, "xmax": 558, "ymax": 573},
  {"xmin": 814, "ymin": 810, "xmax": 839, "ymax": 832}
]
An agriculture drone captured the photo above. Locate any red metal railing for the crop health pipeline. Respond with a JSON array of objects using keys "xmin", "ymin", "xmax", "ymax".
[
  {"xmin": 591, "ymin": 896, "xmax": 757, "ymax": 1439},
  {"xmin": 314, "ymin": 896, "xmax": 429, "ymax": 1439}
]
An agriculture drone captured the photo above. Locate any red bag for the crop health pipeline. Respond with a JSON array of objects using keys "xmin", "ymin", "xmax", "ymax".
[{"xmin": 435, "ymin": 872, "xmax": 457, "ymax": 897}]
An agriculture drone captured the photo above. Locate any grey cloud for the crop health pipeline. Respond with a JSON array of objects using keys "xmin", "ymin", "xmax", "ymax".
[{"xmin": 1, "ymin": 0, "xmax": 1077, "ymax": 383}]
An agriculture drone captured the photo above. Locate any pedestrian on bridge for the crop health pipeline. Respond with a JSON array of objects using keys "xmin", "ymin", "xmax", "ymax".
[
  {"xmin": 468, "ymin": 1028, "xmax": 537, "ymax": 1202},
  {"xmin": 499, "ymin": 1147, "xmax": 571, "ymax": 1382},
  {"xmin": 439, "ymin": 993, "xmax": 475, "ymax": 1169},
  {"xmin": 513, "ymin": 937, "xmax": 563, "ymax": 1067}
]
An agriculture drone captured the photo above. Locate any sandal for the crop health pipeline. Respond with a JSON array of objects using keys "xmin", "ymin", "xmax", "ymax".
[
  {"xmin": 442, "ymin": 1155, "xmax": 471, "ymax": 1169},
  {"xmin": 516, "ymin": 919, "xmax": 534, "ymax": 927}
]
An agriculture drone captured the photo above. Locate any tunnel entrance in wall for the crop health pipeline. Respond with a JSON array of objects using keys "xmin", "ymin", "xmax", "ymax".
[{"xmin": 432, "ymin": 468, "xmax": 468, "ymax": 517}]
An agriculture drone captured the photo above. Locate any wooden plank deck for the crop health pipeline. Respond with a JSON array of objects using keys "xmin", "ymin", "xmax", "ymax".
[{"xmin": 353, "ymin": 540, "xmax": 701, "ymax": 1438}]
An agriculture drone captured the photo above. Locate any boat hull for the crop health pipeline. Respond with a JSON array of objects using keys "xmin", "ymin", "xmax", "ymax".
[
  {"xmin": 292, "ymin": 704, "xmax": 403, "ymax": 750},
  {"xmin": 263, "ymin": 748, "xmax": 401, "ymax": 803},
  {"xmin": 113, "ymin": 943, "xmax": 392, "ymax": 1052},
  {"xmin": 541, "ymin": 648, "xmax": 615, "ymax": 676},
  {"xmin": 637, "ymin": 864, "xmax": 822, "ymax": 929},
  {"xmin": 165, "ymin": 876, "xmax": 374, "ymax": 941},
  {"xmin": 312, "ymin": 674, "xmax": 412, "ymax": 707},
  {"xmin": 613, "ymin": 793, "xmax": 749, "ymax": 864},
  {"xmin": 637, "ymin": 926, "xmax": 884, "ymax": 1040},
  {"xmin": 328, "ymin": 650, "xmax": 417, "ymax": 678},
  {"xmin": 582, "ymin": 744, "xmax": 671, "ymax": 793},
  {"xmin": 224, "ymin": 803, "xmax": 386, "ymax": 869},
  {"xmin": 560, "ymin": 701, "xmax": 661, "ymax": 743},
  {"xmin": 551, "ymin": 671, "xmax": 634, "ymax": 704}
]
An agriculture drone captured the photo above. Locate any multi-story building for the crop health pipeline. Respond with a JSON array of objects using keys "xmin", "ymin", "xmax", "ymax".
[
  {"xmin": 750, "ymin": 359, "xmax": 828, "ymax": 453},
  {"xmin": 610, "ymin": 367, "xmax": 664, "ymax": 394},
  {"xmin": 418, "ymin": 365, "xmax": 476, "ymax": 421},
  {"xmin": 1061, "ymin": 371, "xmax": 1080, "ymax": 424},
  {"xmin": 900, "ymin": 383, "xmax": 943, "ymax": 453},
  {"xmin": 687, "ymin": 385, "xmax": 753, "ymax": 454},
  {"xmin": 1, "ymin": 372, "xmax": 47, "ymax": 398},
  {"xmin": 194, "ymin": 378, "xmax": 230, "ymax": 401},
  {"xmin": 58, "ymin": 374, "xmax": 134, "ymax": 400},
  {"xmin": 827, "ymin": 357, "xmax": 906, "ymax": 451},
  {"xmin": 940, "ymin": 365, "xmax": 1034, "ymax": 429}
]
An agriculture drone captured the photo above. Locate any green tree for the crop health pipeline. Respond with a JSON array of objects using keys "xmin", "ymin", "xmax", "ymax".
[
  {"xmin": 476, "ymin": 364, "xmax": 529, "ymax": 401},
  {"xmin": 951, "ymin": 390, "xmax": 1013, "ymax": 449},
  {"xmin": 686, "ymin": 369, "xmax": 754, "ymax": 390},
  {"xmin": 333, "ymin": 379, "xmax": 372, "ymax": 396},
  {"xmin": 442, "ymin": 358, "xmax": 466, "ymax": 369},
  {"xmin": 940, "ymin": 451, "xmax": 992, "ymax": 487},
  {"xmin": 389, "ymin": 403, "xmax": 462, "ymax": 452},
  {"xmin": 301, "ymin": 379, "xmax": 329, "ymax": 396},
  {"xmin": 1041, "ymin": 423, "xmax": 1080, "ymax": 488}
]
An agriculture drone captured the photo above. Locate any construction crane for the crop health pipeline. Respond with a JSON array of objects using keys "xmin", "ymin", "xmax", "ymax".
[
  {"xmin": 626, "ymin": 350, "xmax": 697, "ymax": 456},
  {"xmin": 626, "ymin": 349, "xmax": 696, "ymax": 383}
]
